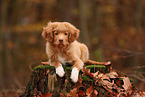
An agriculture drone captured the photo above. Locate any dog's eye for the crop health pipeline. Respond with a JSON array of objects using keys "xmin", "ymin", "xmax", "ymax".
[
  {"xmin": 55, "ymin": 32, "xmax": 58, "ymax": 35},
  {"xmin": 65, "ymin": 33, "xmax": 68, "ymax": 35}
]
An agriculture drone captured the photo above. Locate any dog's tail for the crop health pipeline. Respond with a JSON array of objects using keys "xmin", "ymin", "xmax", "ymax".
[
  {"xmin": 85, "ymin": 60, "xmax": 111, "ymax": 66},
  {"xmin": 41, "ymin": 61, "xmax": 49, "ymax": 65}
]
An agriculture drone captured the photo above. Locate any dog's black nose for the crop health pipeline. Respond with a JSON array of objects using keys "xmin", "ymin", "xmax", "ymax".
[{"xmin": 59, "ymin": 39, "xmax": 63, "ymax": 43}]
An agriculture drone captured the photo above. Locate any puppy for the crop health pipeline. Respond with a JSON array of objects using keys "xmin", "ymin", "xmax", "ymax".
[{"xmin": 42, "ymin": 22, "xmax": 110, "ymax": 83}]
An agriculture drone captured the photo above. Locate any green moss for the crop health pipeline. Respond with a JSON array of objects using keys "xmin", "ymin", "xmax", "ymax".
[
  {"xmin": 33, "ymin": 64, "xmax": 106, "ymax": 72},
  {"xmin": 85, "ymin": 65, "xmax": 105, "ymax": 69},
  {"xmin": 33, "ymin": 65, "xmax": 55, "ymax": 71},
  {"xmin": 63, "ymin": 65, "xmax": 72, "ymax": 70},
  {"xmin": 81, "ymin": 75, "xmax": 94, "ymax": 82}
]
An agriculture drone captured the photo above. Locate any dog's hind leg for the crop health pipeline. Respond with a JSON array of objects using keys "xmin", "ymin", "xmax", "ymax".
[{"xmin": 79, "ymin": 43, "xmax": 89, "ymax": 63}]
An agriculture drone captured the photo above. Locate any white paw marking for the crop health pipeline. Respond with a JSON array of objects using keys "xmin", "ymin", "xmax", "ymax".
[
  {"xmin": 70, "ymin": 67, "xmax": 79, "ymax": 83},
  {"xmin": 107, "ymin": 61, "xmax": 111, "ymax": 64},
  {"xmin": 105, "ymin": 61, "xmax": 111, "ymax": 65},
  {"xmin": 56, "ymin": 64, "xmax": 65, "ymax": 77}
]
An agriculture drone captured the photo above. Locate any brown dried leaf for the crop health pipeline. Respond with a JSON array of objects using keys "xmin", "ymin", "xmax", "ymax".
[
  {"xmin": 86, "ymin": 86, "xmax": 92, "ymax": 96},
  {"xmin": 78, "ymin": 90, "xmax": 85, "ymax": 97},
  {"xmin": 85, "ymin": 72, "xmax": 94, "ymax": 78},
  {"xmin": 93, "ymin": 71, "xmax": 99, "ymax": 77},
  {"xmin": 78, "ymin": 75, "xmax": 83, "ymax": 83},
  {"xmin": 92, "ymin": 90, "xmax": 98, "ymax": 97},
  {"xmin": 83, "ymin": 67, "xmax": 90, "ymax": 75},
  {"xmin": 67, "ymin": 88, "xmax": 78, "ymax": 97},
  {"xmin": 103, "ymin": 86, "xmax": 117, "ymax": 96},
  {"xmin": 140, "ymin": 91, "xmax": 145, "ymax": 96},
  {"xmin": 122, "ymin": 77, "xmax": 132, "ymax": 90},
  {"xmin": 107, "ymin": 71, "xmax": 118, "ymax": 78}
]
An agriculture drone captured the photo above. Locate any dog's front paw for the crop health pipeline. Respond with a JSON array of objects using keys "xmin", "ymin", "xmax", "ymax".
[
  {"xmin": 56, "ymin": 64, "xmax": 65, "ymax": 77},
  {"xmin": 70, "ymin": 67, "xmax": 79, "ymax": 83},
  {"xmin": 105, "ymin": 61, "xmax": 111, "ymax": 65}
]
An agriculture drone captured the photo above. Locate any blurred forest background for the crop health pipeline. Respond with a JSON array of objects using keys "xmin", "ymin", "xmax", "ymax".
[{"xmin": 0, "ymin": 0, "xmax": 145, "ymax": 93}]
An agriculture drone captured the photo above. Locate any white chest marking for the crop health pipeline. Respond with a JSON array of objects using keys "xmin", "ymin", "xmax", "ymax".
[{"xmin": 58, "ymin": 54, "xmax": 72, "ymax": 65}]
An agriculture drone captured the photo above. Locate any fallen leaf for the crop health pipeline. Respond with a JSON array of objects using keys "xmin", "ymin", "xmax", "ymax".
[
  {"xmin": 140, "ymin": 91, "xmax": 145, "ymax": 96},
  {"xmin": 107, "ymin": 71, "xmax": 118, "ymax": 78},
  {"xmin": 92, "ymin": 90, "xmax": 98, "ymax": 97},
  {"xmin": 86, "ymin": 86, "xmax": 92, "ymax": 96},
  {"xmin": 102, "ymin": 85, "xmax": 117, "ymax": 96},
  {"xmin": 122, "ymin": 77, "xmax": 132, "ymax": 90},
  {"xmin": 42, "ymin": 92, "xmax": 52, "ymax": 97},
  {"xmin": 67, "ymin": 88, "xmax": 78, "ymax": 97},
  {"xmin": 93, "ymin": 71, "xmax": 99, "ymax": 77},
  {"xmin": 78, "ymin": 90, "xmax": 85, "ymax": 97}
]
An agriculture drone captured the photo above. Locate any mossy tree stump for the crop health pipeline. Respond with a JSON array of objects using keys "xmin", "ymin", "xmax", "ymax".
[{"xmin": 20, "ymin": 64, "xmax": 140, "ymax": 97}]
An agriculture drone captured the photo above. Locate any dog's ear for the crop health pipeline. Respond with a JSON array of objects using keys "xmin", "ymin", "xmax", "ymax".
[
  {"xmin": 64, "ymin": 22, "xmax": 80, "ymax": 43},
  {"xmin": 42, "ymin": 23, "xmax": 54, "ymax": 42},
  {"xmin": 68, "ymin": 28, "xmax": 80, "ymax": 43}
]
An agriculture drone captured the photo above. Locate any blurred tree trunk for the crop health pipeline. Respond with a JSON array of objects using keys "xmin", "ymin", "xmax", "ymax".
[
  {"xmin": 57, "ymin": 0, "xmax": 74, "ymax": 22},
  {"xmin": 0, "ymin": 0, "xmax": 4, "ymax": 89},
  {"xmin": 135, "ymin": 0, "xmax": 142, "ymax": 34},
  {"xmin": 90, "ymin": 0, "xmax": 102, "ymax": 60},
  {"xmin": 0, "ymin": 0, "xmax": 8, "ymax": 89},
  {"xmin": 79, "ymin": 0, "xmax": 90, "ymax": 47},
  {"xmin": 12, "ymin": 0, "xmax": 19, "ymax": 71},
  {"xmin": 0, "ymin": 0, "xmax": 14, "ymax": 89},
  {"xmin": 37, "ymin": 1, "xmax": 43, "ymax": 21},
  {"xmin": 134, "ymin": 0, "xmax": 142, "ymax": 66},
  {"xmin": 63, "ymin": 0, "xmax": 74, "ymax": 22},
  {"xmin": 115, "ymin": 0, "xmax": 125, "ymax": 29}
]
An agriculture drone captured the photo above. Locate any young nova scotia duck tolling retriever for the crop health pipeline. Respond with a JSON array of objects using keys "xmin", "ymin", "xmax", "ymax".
[{"xmin": 42, "ymin": 22, "xmax": 110, "ymax": 83}]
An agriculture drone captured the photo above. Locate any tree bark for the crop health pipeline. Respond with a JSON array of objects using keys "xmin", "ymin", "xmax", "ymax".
[
  {"xmin": 90, "ymin": 0, "xmax": 103, "ymax": 60},
  {"xmin": 0, "ymin": 0, "xmax": 9, "ymax": 89},
  {"xmin": 0, "ymin": 0, "xmax": 16, "ymax": 89},
  {"xmin": 79, "ymin": 0, "xmax": 90, "ymax": 47}
]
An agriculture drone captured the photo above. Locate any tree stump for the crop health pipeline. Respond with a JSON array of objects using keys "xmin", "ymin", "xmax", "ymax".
[{"xmin": 20, "ymin": 64, "xmax": 143, "ymax": 97}]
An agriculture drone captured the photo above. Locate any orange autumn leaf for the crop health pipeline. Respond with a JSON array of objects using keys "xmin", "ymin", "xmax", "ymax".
[
  {"xmin": 42, "ymin": 92, "xmax": 52, "ymax": 97},
  {"xmin": 67, "ymin": 88, "xmax": 78, "ymax": 97},
  {"xmin": 92, "ymin": 90, "xmax": 98, "ymax": 97},
  {"xmin": 86, "ymin": 86, "xmax": 93, "ymax": 96}
]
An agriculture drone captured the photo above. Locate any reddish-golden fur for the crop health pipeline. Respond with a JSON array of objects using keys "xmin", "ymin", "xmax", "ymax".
[{"xmin": 42, "ymin": 22, "xmax": 110, "ymax": 82}]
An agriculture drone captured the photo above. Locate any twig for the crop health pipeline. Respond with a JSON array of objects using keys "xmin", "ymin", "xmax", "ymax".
[
  {"xmin": 13, "ymin": 77, "xmax": 25, "ymax": 89},
  {"xmin": 106, "ymin": 48, "xmax": 145, "ymax": 60},
  {"xmin": 29, "ymin": 63, "xmax": 33, "ymax": 72},
  {"xmin": 127, "ymin": 74, "xmax": 145, "ymax": 82},
  {"xmin": 110, "ymin": 48, "xmax": 145, "ymax": 55},
  {"xmin": 114, "ymin": 68, "xmax": 145, "ymax": 82},
  {"xmin": 1, "ymin": 88, "xmax": 24, "ymax": 94},
  {"xmin": 128, "ymin": 65, "xmax": 145, "ymax": 71},
  {"xmin": 126, "ymin": 64, "xmax": 145, "ymax": 74}
]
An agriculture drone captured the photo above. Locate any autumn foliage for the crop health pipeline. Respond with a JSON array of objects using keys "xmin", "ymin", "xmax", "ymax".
[{"xmin": 20, "ymin": 64, "xmax": 145, "ymax": 97}]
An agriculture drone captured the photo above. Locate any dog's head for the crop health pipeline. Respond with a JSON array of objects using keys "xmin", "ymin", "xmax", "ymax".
[{"xmin": 42, "ymin": 22, "xmax": 80, "ymax": 47}]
